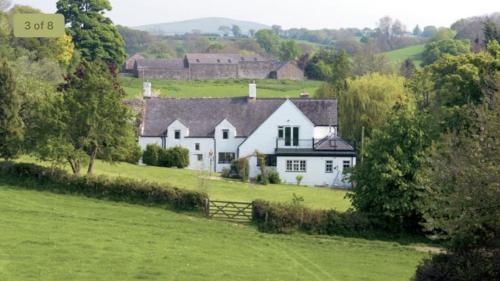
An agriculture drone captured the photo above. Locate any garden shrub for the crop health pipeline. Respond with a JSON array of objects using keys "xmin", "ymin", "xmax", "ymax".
[
  {"xmin": 0, "ymin": 162, "xmax": 208, "ymax": 211},
  {"xmin": 220, "ymin": 167, "xmax": 231, "ymax": 178},
  {"xmin": 229, "ymin": 158, "xmax": 249, "ymax": 181},
  {"xmin": 142, "ymin": 144, "xmax": 161, "ymax": 166},
  {"xmin": 144, "ymin": 145, "xmax": 189, "ymax": 168},
  {"xmin": 267, "ymin": 170, "xmax": 281, "ymax": 184},
  {"xmin": 252, "ymin": 199, "xmax": 377, "ymax": 236}
]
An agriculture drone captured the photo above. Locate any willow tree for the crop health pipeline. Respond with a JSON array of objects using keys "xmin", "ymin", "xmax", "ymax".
[{"xmin": 338, "ymin": 73, "xmax": 412, "ymax": 144}]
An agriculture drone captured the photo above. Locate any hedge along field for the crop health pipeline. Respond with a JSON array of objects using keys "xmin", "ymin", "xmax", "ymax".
[
  {"xmin": 0, "ymin": 184, "xmax": 430, "ymax": 281},
  {"xmin": 119, "ymin": 77, "xmax": 323, "ymax": 99},
  {"xmin": 19, "ymin": 156, "xmax": 351, "ymax": 211}
]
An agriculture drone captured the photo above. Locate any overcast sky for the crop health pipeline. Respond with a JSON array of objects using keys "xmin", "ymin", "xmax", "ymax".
[{"xmin": 11, "ymin": 0, "xmax": 500, "ymax": 29}]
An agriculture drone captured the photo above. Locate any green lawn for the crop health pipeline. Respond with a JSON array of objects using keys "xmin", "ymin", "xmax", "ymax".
[
  {"xmin": 0, "ymin": 184, "xmax": 429, "ymax": 281},
  {"xmin": 20, "ymin": 157, "xmax": 351, "ymax": 211},
  {"xmin": 383, "ymin": 44, "xmax": 425, "ymax": 66},
  {"xmin": 120, "ymin": 77, "xmax": 322, "ymax": 99}
]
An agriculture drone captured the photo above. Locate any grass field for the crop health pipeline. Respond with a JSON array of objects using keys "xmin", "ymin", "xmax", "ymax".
[
  {"xmin": 120, "ymin": 77, "xmax": 323, "ymax": 99},
  {"xmin": 19, "ymin": 157, "xmax": 351, "ymax": 211},
  {"xmin": 0, "ymin": 183, "xmax": 429, "ymax": 281},
  {"xmin": 383, "ymin": 44, "xmax": 425, "ymax": 66}
]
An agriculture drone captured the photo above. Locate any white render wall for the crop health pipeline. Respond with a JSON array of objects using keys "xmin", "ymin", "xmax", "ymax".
[
  {"xmin": 239, "ymin": 100, "xmax": 315, "ymax": 178},
  {"xmin": 214, "ymin": 119, "xmax": 245, "ymax": 172},
  {"xmin": 276, "ymin": 156, "xmax": 356, "ymax": 188}
]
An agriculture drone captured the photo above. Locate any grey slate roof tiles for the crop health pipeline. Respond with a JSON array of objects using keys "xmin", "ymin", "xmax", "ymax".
[{"xmin": 141, "ymin": 97, "xmax": 338, "ymax": 137}]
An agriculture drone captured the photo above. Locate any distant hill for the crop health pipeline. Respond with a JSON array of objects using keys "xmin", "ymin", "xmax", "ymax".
[{"xmin": 134, "ymin": 17, "xmax": 270, "ymax": 35}]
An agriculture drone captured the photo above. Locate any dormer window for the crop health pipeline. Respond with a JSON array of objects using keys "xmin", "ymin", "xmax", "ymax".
[
  {"xmin": 217, "ymin": 59, "xmax": 221, "ymax": 63},
  {"xmin": 174, "ymin": 130, "xmax": 181, "ymax": 139},
  {"xmin": 228, "ymin": 59, "xmax": 232, "ymax": 63},
  {"xmin": 196, "ymin": 59, "xmax": 200, "ymax": 63},
  {"xmin": 222, "ymin": 129, "xmax": 229, "ymax": 139}
]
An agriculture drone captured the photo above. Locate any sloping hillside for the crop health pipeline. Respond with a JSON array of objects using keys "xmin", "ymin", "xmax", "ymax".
[
  {"xmin": 135, "ymin": 17, "xmax": 269, "ymax": 35},
  {"xmin": 0, "ymin": 184, "xmax": 429, "ymax": 280},
  {"xmin": 383, "ymin": 44, "xmax": 425, "ymax": 66}
]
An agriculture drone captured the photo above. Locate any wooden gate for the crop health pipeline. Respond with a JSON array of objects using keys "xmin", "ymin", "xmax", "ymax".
[{"xmin": 205, "ymin": 199, "xmax": 253, "ymax": 222}]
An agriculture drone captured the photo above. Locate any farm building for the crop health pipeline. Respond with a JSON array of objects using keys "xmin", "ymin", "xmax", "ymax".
[
  {"xmin": 136, "ymin": 82, "xmax": 355, "ymax": 188},
  {"xmin": 123, "ymin": 53, "xmax": 145, "ymax": 72},
  {"xmin": 132, "ymin": 53, "xmax": 304, "ymax": 80}
]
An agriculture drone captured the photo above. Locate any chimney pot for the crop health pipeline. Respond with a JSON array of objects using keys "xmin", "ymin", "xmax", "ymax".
[
  {"xmin": 248, "ymin": 81, "xmax": 257, "ymax": 101},
  {"xmin": 143, "ymin": 81, "xmax": 152, "ymax": 99}
]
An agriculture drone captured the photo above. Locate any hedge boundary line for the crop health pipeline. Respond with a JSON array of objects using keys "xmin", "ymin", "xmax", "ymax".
[{"xmin": 0, "ymin": 162, "xmax": 208, "ymax": 211}]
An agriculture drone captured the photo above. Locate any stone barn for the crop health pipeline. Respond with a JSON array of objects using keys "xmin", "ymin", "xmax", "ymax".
[
  {"xmin": 132, "ymin": 53, "xmax": 304, "ymax": 80},
  {"xmin": 269, "ymin": 61, "xmax": 304, "ymax": 80},
  {"xmin": 124, "ymin": 53, "xmax": 145, "ymax": 72}
]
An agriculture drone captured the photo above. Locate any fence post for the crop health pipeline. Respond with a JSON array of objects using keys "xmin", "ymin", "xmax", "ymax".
[{"xmin": 204, "ymin": 198, "xmax": 209, "ymax": 218}]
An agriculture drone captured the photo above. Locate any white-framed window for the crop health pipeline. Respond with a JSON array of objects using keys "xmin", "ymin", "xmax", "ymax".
[
  {"xmin": 222, "ymin": 129, "xmax": 229, "ymax": 139},
  {"xmin": 197, "ymin": 154, "xmax": 203, "ymax": 161},
  {"xmin": 325, "ymin": 160, "xmax": 333, "ymax": 173},
  {"xmin": 195, "ymin": 143, "xmax": 200, "ymax": 150},
  {"xmin": 174, "ymin": 130, "xmax": 181, "ymax": 139},
  {"xmin": 218, "ymin": 152, "xmax": 235, "ymax": 164},
  {"xmin": 343, "ymin": 160, "xmax": 351, "ymax": 169},
  {"xmin": 286, "ymin": 160, "xmax": 306, "ymax": 172}
]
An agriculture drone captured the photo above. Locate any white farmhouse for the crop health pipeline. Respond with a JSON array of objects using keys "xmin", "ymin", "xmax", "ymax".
[{"xmin": 138, "ymin": 83, "xmax": 356, "ymax": 188}]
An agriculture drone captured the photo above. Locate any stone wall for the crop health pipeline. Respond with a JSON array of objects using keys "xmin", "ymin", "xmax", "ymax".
[
  {"xmin": 136, "ymin": 67, "xmax": 189, "ymax": 80},
  {"xmin": 238, "ymin": 61, "xmax": 273, "ymax": 79},
  {"xmin": 189, "ymin": 64, "xmax": 239, "ymax": 80},
  {"xmin": 272, "ymin": 63, "xmax": 304, "ymax": 80}
]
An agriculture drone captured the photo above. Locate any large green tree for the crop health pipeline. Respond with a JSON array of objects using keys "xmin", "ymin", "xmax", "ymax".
[
  {"xmin": 349, "ymin": 104, "xmax": 432, "ymax": 231},
  {"xmin": 39, "ymin": 60, "xmax": 136, "ymax": 174},
  {"xmin": 278, "ymin": 40, "xmax": 300, "ymax": 61},
  {"xmin": 0, "ymin": 60, "xmax": 23, "ymax": 159},
  {"xmin": 421, "ymin": 39, "xmax": 470, "ymax": 66},
  {"xmin": 56, "ymin": 0, "xmax": 126, "ymax": 67},
  {"xmin": 255, "ymin": 29, "xmax": 280, "ymax": 55},
  {"xmin": 338, "ymin": 73, "xmax": 411, "ymax": 143}
]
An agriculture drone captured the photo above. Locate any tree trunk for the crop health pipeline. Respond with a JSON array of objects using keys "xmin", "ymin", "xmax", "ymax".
[
  {"xmin": 87, "ymin": 145, "xmax": 98, "ymax": 175},
  {"xmin": 68, "ymin": 157, "xmax": 81, "ymax": 175}
]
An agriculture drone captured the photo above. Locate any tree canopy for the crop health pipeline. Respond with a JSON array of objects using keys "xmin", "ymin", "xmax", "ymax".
[
  {"xmin": 421, "ymin": 39, "xmax": 470, "ymax": 66},
  {"xmin": 56, "ymin": 0, "xmax": 126, "ymax": 67}
]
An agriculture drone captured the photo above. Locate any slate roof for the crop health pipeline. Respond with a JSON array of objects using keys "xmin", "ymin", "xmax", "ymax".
[
  {"xmin": 141, "ymin": 97, "xmax": 338, "ymax": 137},
  {"xmin": 135, "ymin": 59, "xmax": 186, "ymax": 69},
  {"xmin": 186, "ymin": 53, "xmax": 241, "ymax": 65},
  {"xmin": 314, "ymin": 137, "xmax": 354, "ymax": 151}
]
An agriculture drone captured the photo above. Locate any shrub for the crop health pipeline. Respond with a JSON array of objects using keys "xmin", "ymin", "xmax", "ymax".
[
  {"xmin": 220, "ymin": 167, "xmax": 231, "ymax": 178},
  {"xmin": 229, "ymin": 158, "xmax": 249, "ymax": 181},
  {"xmin": 256, "ymin": 152, "xmax": 268, "ymax": 185},
  {"xmin": 267, "ymin": 170, "xmax": 281, "ymax": 184},
  {"xmin": 145, "ymin": 145, "xmax": 190, "ymax": 168},
  {"xmin": 412, "ymin": 249, "xmax": 500, "ymax": 281},
  {"xmin": 296, "ymin": 175, "xmax": 303, "ymax": 185},
  {"xmin": 143, "ymin": 144, "xmax": 161, "ymax": 166},
  {"xmin": 0, "ymin": 162, "xmax": 208, "ymax": 211},
  {"xmin": 252, "ymin": 199, "xmax": 377, "ymax": 236}
]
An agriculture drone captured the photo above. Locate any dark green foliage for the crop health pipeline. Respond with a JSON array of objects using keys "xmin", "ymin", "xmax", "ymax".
[
  {"xmin": 252, "ymin": 200, "xmax": 377, "ymax": 236},
  {"xmin": 308, "ymin": 49, "xmax": 351, "ymax": 98},
  {"xmin": 56, "ymin": 60, "xmax": 136, "ymax": 175},
  {"xmin": 0, "ymin": 60, "xmax": 23, "ymax": 159},
  {"xmin": 143, "ymin": 145, "xmax": 189, "ymax": 168},
  {"xmin": 279, "ymin": 40, "xmax": 300, "ymax": 61},
  {"xmin": 267, "ymin": 170, "xmax": 281, "ymax": 184},
  {"xmin": 56, "ymin": 0, "xmax": 126, "ymax": 66},
  {"xmin": 229, "ymin": 158, "xmax": 249, "ymax": 182},
  {"xmin": 142, "ymin": 144, "xmax": 161, "ymax": 166},
  {"xmin": 0, "ymin": 162, "xmax": 207, "ymax": 211},
  {"xmin": 483, "ymin": 19, "xmax": 500, "ymax": 44},
  {"xmin": 349, "ymin": 105, "xmax": 432, "ymax": 232},
  {"xmin": 421, "ymin": 39, "xmax": 470, "ymax": 66},
  {"xmin": 413, "ymin": 249, "xmax": 500, "ymax": 281}
]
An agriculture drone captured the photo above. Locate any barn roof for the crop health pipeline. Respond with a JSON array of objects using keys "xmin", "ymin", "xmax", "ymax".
[
  {"xmin": 185, "ymin": 53, "xmax": 269, "ymax": 65},
  {"xmin": 141, "ymin": 97, "xmax": 337, "ymax": 137},
  {"xmin": 135, "ymin": 59, "xmax": 185, "ymax": 69}
]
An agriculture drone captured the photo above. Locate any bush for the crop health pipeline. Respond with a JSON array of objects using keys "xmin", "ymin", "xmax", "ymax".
[
  {"xmin": 252, "ymin": 199, "xmax": 377, "ymax": 236},
  {"xmin": 267, "ymin": 170, "xmax": 281, "ymax": 184},
  {"xmin": 143, "ymin": 144, "xmax": 161, "ymax": 166},
  {"xmin": 0, "ymin": 162, "xmax": 208, "ymax": 211},
  {"xmin": 220, "ymin": 167, "xmax": 231, "ymax": 178},
  {"xmin": 229, "ymin": 158, "xmax": 249, "ymax": 181},
  {"xmin": 412, "ymin": 249, "xmax": 500, "ymax": 281},
  {"xmin": 144, "ymin": 145, "xmax": 189, "ymax": 168}
]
